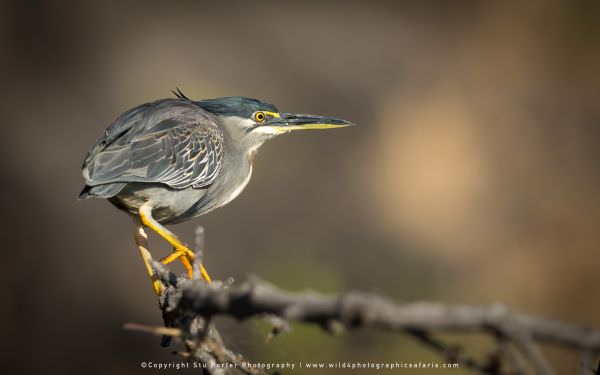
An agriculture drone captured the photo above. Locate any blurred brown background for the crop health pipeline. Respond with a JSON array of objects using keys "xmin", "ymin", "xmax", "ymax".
[{"xmin": 1, "ymin": 0, "xmax": 599, "ymax": 374}]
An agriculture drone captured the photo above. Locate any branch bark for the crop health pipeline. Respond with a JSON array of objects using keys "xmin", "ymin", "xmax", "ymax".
[
  {"xmin": 123, "ymin": 260, "xmax": 600, "ymax": 375},
  {"xmin": 126, "ymin": 219, "xmax": 600, "ymax": 375}
]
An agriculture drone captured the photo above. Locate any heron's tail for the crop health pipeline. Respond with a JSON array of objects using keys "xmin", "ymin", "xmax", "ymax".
[{"xmin": 78, "ymin": 183, "xmax": 126, "ymax": 200}]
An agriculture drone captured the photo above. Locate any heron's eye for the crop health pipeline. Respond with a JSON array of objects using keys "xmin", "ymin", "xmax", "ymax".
[{"xmin": 254, "ymin": 111, "xmax": 266, "ymax": 123}]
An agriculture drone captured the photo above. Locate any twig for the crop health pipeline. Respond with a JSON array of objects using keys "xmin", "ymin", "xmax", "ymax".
[
  {"xmin": 123, "ymin": 322, "xmax": 182, "ymax": 337},
  {"xmin": 192, "ymin": 226, "xmax": 205, "ymax": 281},
  {"xmin": 496, "ymin": 334, "xmax": 527, "ymax": 374},
  {"xmin": 406, "ymin": 328, "xmax": 493, "ymax": 373},
  {"xmin": 507, "ymin": 330, "xmax": 553, "ymax": 375},
  {"xmin": 580, "ymin": 350, "xmax": 594, "ymax": 375}
]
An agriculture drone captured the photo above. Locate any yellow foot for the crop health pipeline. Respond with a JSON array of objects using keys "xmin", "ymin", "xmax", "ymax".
[
  {"xmin": 160, "ymin": 247, "xmax": 212, "ymax": 283},
  {"xmin": 139, "ymin": 204, "xmax": 212, "ymax": 283}
]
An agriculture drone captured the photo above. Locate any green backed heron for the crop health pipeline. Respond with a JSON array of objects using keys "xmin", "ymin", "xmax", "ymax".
[{"xmin": 79, "ymin": 90, "xmax": 354, "ymax": 294}]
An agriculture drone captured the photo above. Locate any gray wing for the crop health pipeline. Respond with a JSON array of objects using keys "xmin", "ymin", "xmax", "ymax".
[{"xmin": 82, "ymin": 99, "xmax": 223, "ymax": 190}]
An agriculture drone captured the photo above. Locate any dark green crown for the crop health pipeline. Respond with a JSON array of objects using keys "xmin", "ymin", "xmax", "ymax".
[
  {"xmin": 196, "ymin": 96, "xmax": 278, "ymax": 118},
  {"xmin": 172, "ymin": 89, "xmax": 277, "ymax": 118}
]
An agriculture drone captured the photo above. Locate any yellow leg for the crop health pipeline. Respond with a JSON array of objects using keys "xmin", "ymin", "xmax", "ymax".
[
  {"xmin": 139, "ymin": 204, "xmax": 212, "ymax": 283},
  {"xmin": 134, "ymin": 225, "xmax": 165, "ymax": 295},
  {"xmin": 180, "ymin": 254, "xmax": 194, "ymax": 279},
  {"xmin": 161, "ymin": 251, "xmax": 211, "ymax": 281}
]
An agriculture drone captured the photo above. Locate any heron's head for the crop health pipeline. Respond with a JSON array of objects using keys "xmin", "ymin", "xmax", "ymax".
[{"xmin": 195, "ymin": 96, "xmax": 354, "ymax": 155}]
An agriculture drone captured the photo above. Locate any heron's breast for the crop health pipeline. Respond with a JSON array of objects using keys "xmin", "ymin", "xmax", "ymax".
[{"xmin": 220, "ymin": 165, "xmax": 253, "ymax": 207}]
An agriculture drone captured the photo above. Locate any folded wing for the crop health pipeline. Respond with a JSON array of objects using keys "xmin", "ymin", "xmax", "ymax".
[{"xmin": 82, "ymin": 99, "xmax": 223, "ymax": 192}]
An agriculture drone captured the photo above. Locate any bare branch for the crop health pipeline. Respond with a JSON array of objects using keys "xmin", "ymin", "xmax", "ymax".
[
  {"xmin": 123, "ymin": 260, "xmax": 600, "ymax": 374},
  {"xmin": 154, "ymin": 268, "xmax": 600, "ymax": 352}
]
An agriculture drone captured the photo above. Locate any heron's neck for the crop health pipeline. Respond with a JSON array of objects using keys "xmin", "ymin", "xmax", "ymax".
[{"xmin": 219, "ymin": 116, "xmax": 272, "ymax": 162}]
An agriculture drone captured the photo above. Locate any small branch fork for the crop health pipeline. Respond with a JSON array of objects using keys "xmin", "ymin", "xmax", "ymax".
[{"xmin": 125, "ymin": 228, "xmax": 600, "ymax": 375}]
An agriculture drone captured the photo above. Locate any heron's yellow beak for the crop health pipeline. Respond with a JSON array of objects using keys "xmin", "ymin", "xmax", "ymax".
[{"xmin": 265, "ymin": 112, "xmax": 355, "ymax": 133}]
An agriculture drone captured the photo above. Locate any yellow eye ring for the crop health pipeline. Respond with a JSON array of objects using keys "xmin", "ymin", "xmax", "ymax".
[{"xmin": 254, "ymin": 111, "xmax": 266, "ymax": 122}]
